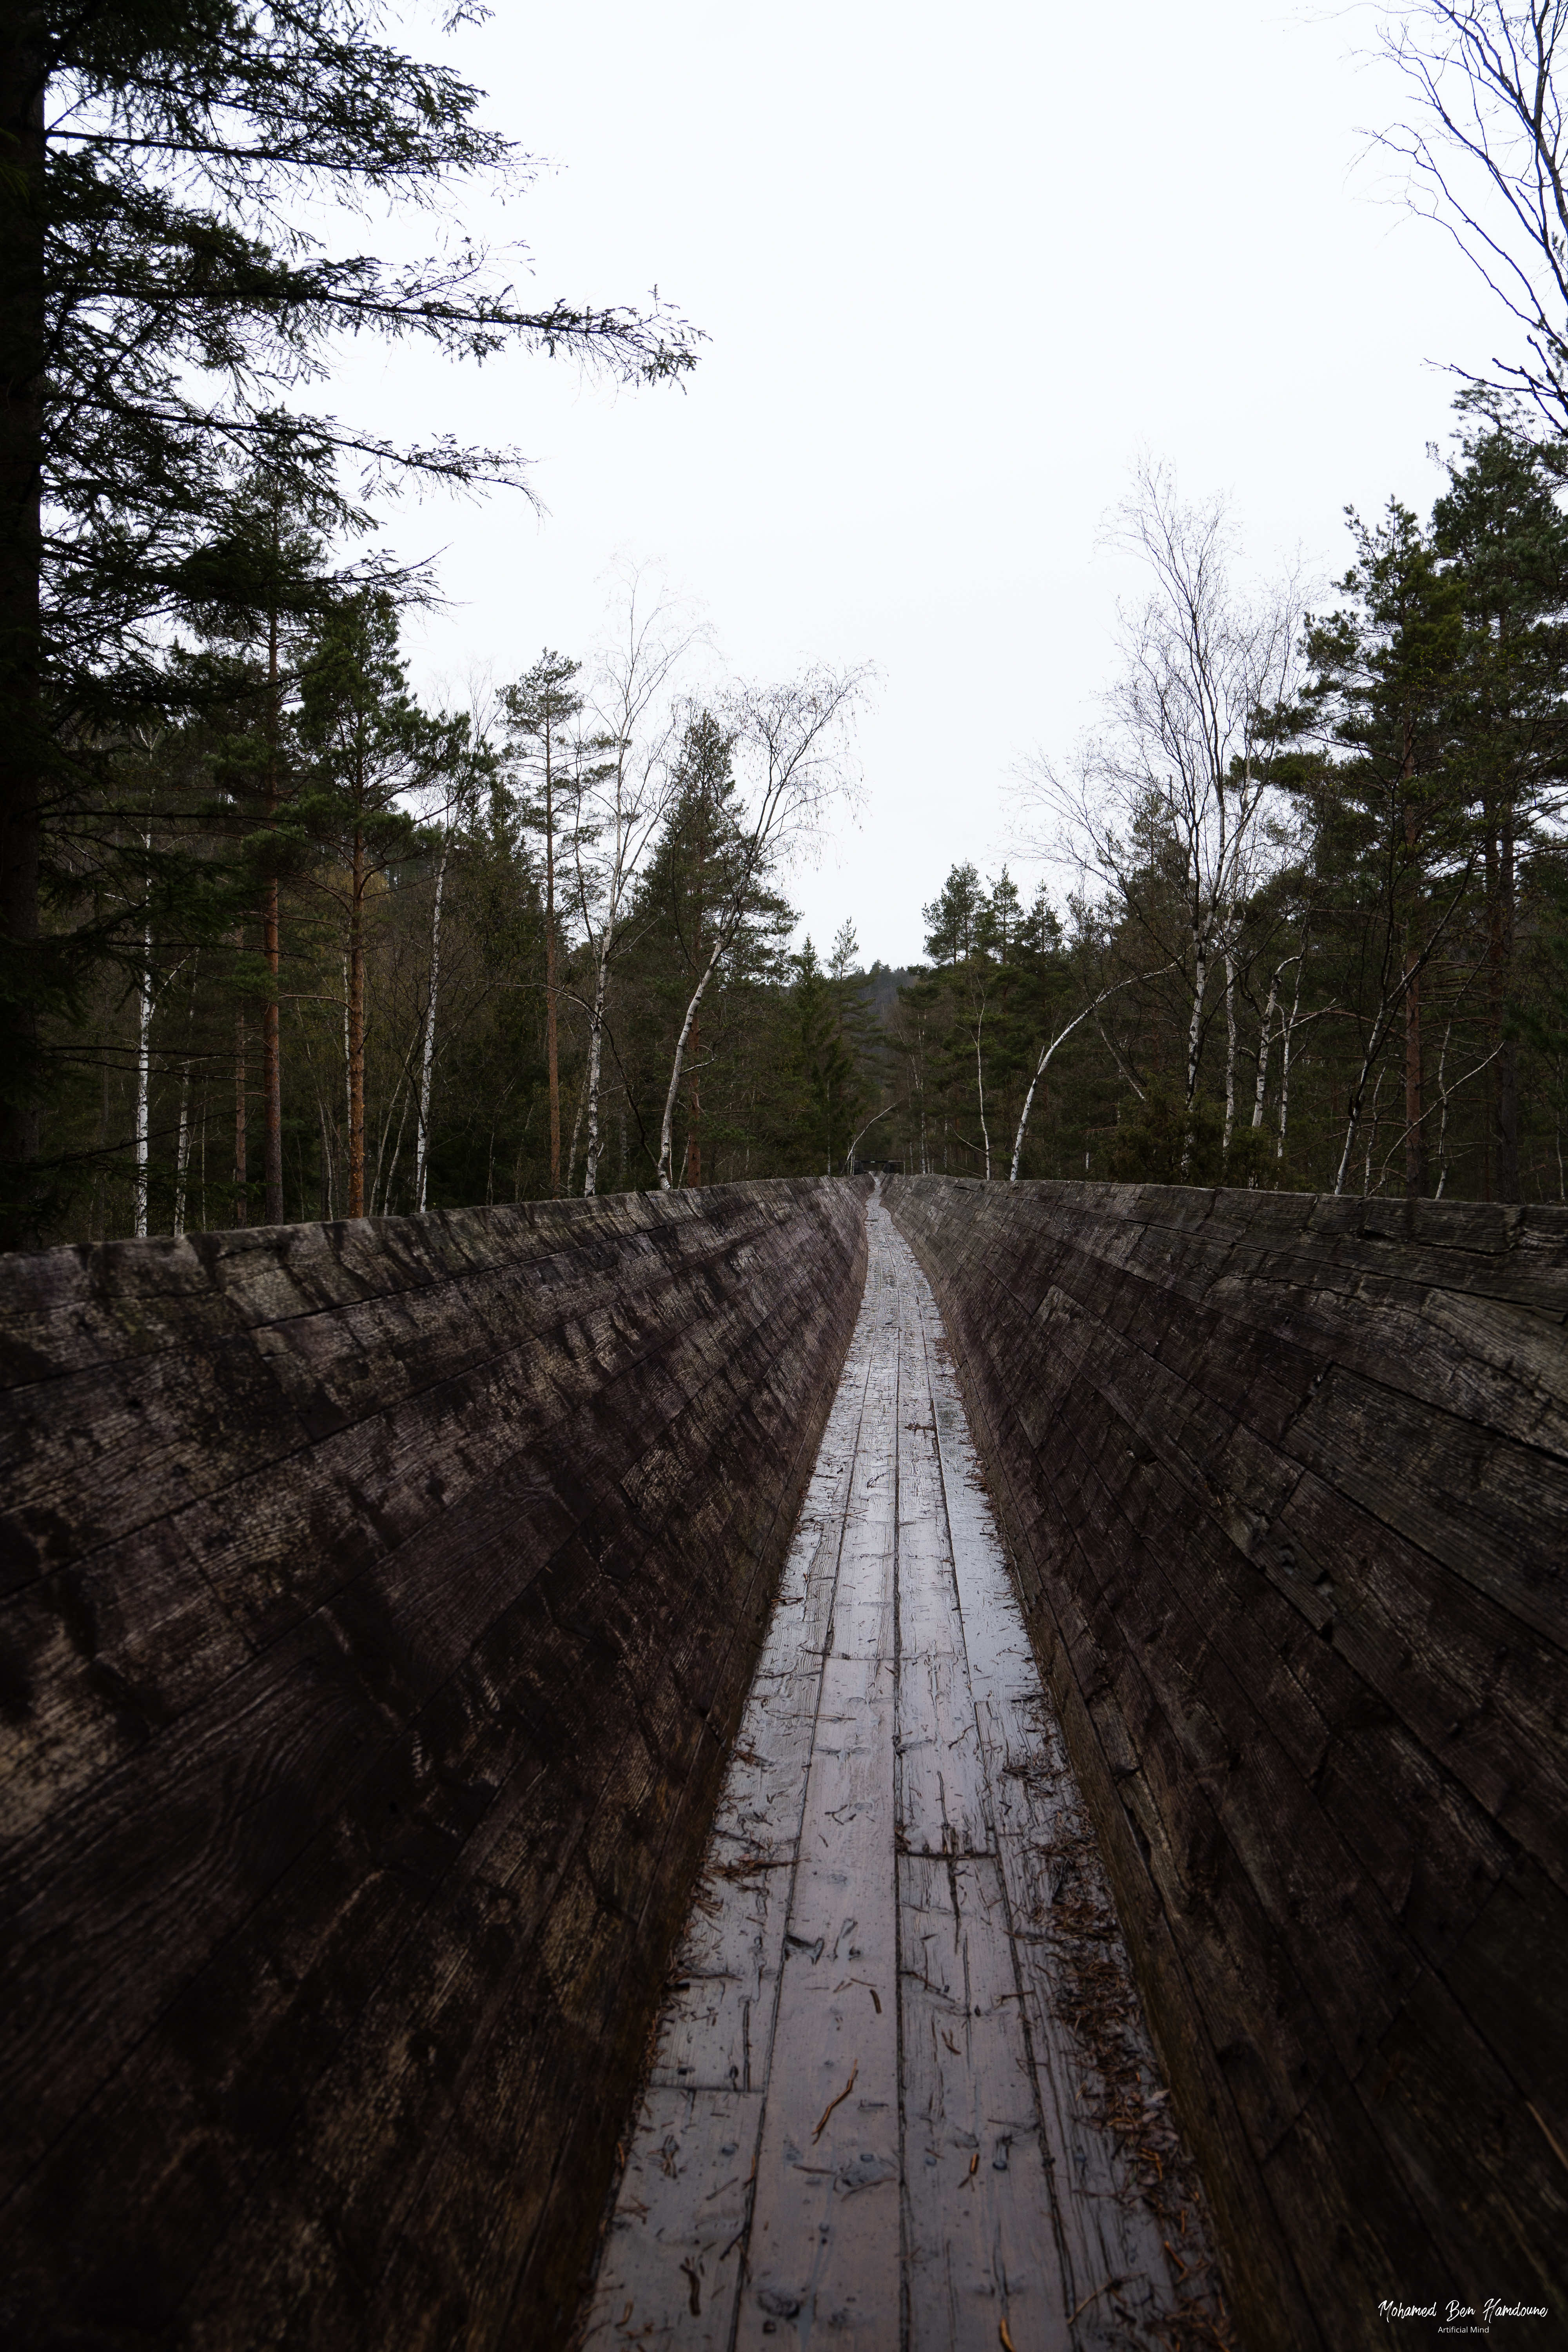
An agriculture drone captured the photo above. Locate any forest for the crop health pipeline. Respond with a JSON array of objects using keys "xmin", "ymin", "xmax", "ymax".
[
  {"xmin": 26, "ymin": 392, "xmax": 1568, "ymax": 1238},
  {"xmin": 5, "ymin": 4, "xmax": 1568, "ymax": 1241}
]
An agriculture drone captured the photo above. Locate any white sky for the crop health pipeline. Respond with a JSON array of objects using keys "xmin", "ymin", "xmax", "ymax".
[{"xmin": 340, "ymin": 0, "xmax": 1512, "ymax": 967}]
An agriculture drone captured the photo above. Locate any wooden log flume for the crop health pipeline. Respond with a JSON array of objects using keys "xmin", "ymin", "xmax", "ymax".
[
  {"xmin": 884, "ymin": 1175, "xmax": 1568, "ymax": 2352},
  {"xmin": 582, "ymin": 1193, "xmax": 1227, "ymax": 2350},
  {"xmin": 2, "ymin": 1172, "xmax": 1563, "ymax": 2351},
  {"xmin": 0, "ymin": 1181, "xmax": 869, "ymax": 2348}
]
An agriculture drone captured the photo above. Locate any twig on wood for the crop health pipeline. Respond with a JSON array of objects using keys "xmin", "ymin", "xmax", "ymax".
[
  {"xmin": 1067, "ymin": 2276, "xmax": 1127, "ymax": 2325},
  {"xmin": 811, "ymin": 2061, "xmax": 858, "ymax": 2142}
]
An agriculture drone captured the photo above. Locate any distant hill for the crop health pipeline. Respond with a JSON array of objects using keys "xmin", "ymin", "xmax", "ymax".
[{"xmin": 857, "ymin": 961, "xmax": 920, "ymax": 1023}]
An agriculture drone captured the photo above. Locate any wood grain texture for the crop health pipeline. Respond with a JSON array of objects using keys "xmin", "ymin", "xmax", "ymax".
[
  {"xmin": 0, "ymin": 1180, "xmax": 870, "ymax": 2352},
  {"xmin": 884, "ymin": 1176, "xmax": 1568, "ymax": 2352}
]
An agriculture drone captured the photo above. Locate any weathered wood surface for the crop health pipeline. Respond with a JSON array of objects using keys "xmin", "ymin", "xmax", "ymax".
[
  {"xmin": 0, "ymin": 1180, "xmax": 869, "ymax": 2351},
  {"xmin": 885, "ymin": 1176, "xmax": 1568, "ymax": 2352},
  {"xmin": 581, "ymin": 1194, "xmax": 1225, "ymax": 2351}
]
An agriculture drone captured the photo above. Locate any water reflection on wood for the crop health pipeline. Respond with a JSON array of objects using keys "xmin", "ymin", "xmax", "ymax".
[{"xmin": 581, "ymin": 1194, "xmax": 1226, "ymax": 2352}]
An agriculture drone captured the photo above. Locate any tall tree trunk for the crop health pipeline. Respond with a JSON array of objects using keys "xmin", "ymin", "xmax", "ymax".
[
  {"xmin": 233, "ymin": 1005, "xmax": 248, "ymax": 1227},
  {"xmin": 1252, "ymin": 964, "xmax": 1280, "ymax": 1132},
  {"xmin": 544, "ymin": 719, "xmax": 560, "ymax": 1196},
  {"xmin": 415, "ymin": 833, "xmax": 449, "ymax": 1212},
  {"xmin": 659, "ymin": 938, "xmax": 724, "ymax": 1189},
  {"xmin": 565, "ymin": 1071, "xmax": 585, "ymax": 1195},
  {"xmin": 1483, "ymin": 820, "xmax": 1499, "ymax": 1200},
  {"xmin": 1181, "ymin": 924, "xmax": 1208, "ymax": 1178},
  {"xmin": 974, "ymin": 1007, "xmax": 990, "ymax": 1181},
  {"xmin": 1403, "ymin": 955, "xmax": 1424, "ymax": 1196},
  {"xmin": 348, "ymin": 829, "xmax": 366, "ymax": 1216},
  {"xmin": 582, "ymin": 938, "xmax": 609, "ymax": 1196},
  {"xmin": 1276, "ymin": 954, "xmax": 1306, "ymax": 1161},
  {"xmin": 173, "ymin": 953, "xmax": 198, "ymax": 1236},
  {"xmin": 342, "ymin": 951, "xmax": 351, "ymax": 1174},
  {"xmin": 261, "ymin": 595, "xmax": 284, "ymax": 1223},
  {"xmin": 1403, "ymin": 784, "xmax": 1426, "ymax": 1199},
  {"xmin": 134, "ymin": 913, "xmax": 153, "ymax": 1237},
  {"xmin": 684, "ymin": 1011, "xmax": 701, "ymax": 1185},
  {"xmin": 1222, "ymin": 936, "xmax": 1238, "ymax": 1154},
  {"xmin": 174, "ymin": 1062, "xmax": 191, "ymax": 1236},
  {"xmin": 0, "ymin": 42, "xmax": 45, "ymax": 1182},
  {"xmin": 1496, "ymin": 808, "xmax": 1519, "ymax": 1200},
  {"xmin": 1185, "ymin": 930, "xmax": 1208, "ymax": 1107}
]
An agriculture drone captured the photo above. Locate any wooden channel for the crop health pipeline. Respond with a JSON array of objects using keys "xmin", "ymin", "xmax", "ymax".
[{"xmin": 579, "ymin": 1191, "xmax": 1225, "ymax": 2352}]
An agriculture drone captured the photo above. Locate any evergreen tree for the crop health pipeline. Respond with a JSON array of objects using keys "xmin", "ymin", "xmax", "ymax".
[
  {"xmin": 1292, "ymin": 500, "xmax": 1469, "ymax": 1194},
  {"xmin": 1433, "ymin": 402, "xmax": 1568, "ymax": 1197},
  {"xmin": 0, "ymin": 2, "xmax": 697, "ymax": 1229},
  {"xmin": 793, "ymin": 935, "xmax": 867, "ymax": 1174}
]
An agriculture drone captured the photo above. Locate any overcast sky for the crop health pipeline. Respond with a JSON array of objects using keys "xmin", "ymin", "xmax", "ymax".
[{"xmin": 343, "ymin": 0, "xmax": 1511, "ymax": 967}]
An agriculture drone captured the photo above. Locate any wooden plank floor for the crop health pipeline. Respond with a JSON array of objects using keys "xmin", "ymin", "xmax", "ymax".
[{"xmin": 580, "ymin": 1194, "xmax": 1221, "ymax": 2352}]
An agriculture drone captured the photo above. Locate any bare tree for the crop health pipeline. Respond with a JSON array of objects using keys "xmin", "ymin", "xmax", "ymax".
[
  {"xmin": 654, "ymin": 667, "xmax": 867, "ymax": 1192},
  {"xmin": 1370, "ymin": 1, "xmax": 1568, "ymax": 423},
  {"xmin": 1020, "ymin": 464, "xmax": 1302, "ymax": 1155},
  {"xmin": 572, "ymin": 570, "xmax": 706, "ymax": 1195}
]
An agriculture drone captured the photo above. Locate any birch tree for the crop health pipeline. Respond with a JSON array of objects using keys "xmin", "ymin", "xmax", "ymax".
[
  {"xmin": 654, "ymin": 668, "xmax": 866, "ymax": 1191},
  {"xmin": 570, "ymin": 577, "xmax": 699, "ymax": 1196},
  {"xmin": 1371, "ymin": 1, "xmax": 1568, "ymax": 426},
  {"xmin": 1022, "ymin": 464, "xmax": 1302, "ymax": 1155}
]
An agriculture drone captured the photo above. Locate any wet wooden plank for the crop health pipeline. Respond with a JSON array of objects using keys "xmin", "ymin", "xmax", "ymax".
[
  {"xmin": 909, "ymin": 1278, "xmax": 1188, "ymax": 2347},
  {"xmin": 583, "ymin": 1198, "xmax": 1224, "ymax": 2352},
  {"xmin": 894, "ymin": 1339, "xmax": 992, "ymax": 1863},
  {"xmin": 580, "ymin": 2086, "xmax": 762, "ymax": 2351},
  {"xmin": 737, "ymin": 1306, "xmax": 902, "ymax": 2347},
  {"xmin": 898, "ymin": 1852, "xmax": 1066, "ymax": 2351}
]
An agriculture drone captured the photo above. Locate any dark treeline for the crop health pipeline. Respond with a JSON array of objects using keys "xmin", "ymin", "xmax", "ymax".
[
  {"xmin": 29, "ymin": 399, "xmax": 1568, "ymax": 1237},
  {"xmin": 34, "ymin": 564, "xmax": 868, "ymax": 1237}
]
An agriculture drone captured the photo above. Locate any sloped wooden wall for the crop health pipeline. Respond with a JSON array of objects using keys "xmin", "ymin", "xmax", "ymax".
[
  {"xmin": 0, "ymin": 1179, "xmax": 868, "ymax": 2350},
  {"xmin": 886, "ymin": 1176, "xmax": 1567, "ymax": 2352}
]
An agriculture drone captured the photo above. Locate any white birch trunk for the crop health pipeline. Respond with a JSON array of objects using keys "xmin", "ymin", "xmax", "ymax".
[
  {"xmin": 1222, "ymin": 936, "xmax": 1237, "ymax": 1154},
  {"xmin": 974, "ymin": 1010, "xmax": 990, "ymax": 1181},
  {"xmin": 1276, "ymin": 956, "xmax": 1306, "ymax": 1160},
  {"xmin": 1252, "ymin": 967, "xmax": 1281, "ymax": 1131},
  {"xmin": 583, "ymin": 934, "xmax": 610, "ymax": 1196},
  {"xmin": 1179, "ymin": 926, "xmax": 1209, "ymax": 1180},
  {"xmin": 657, "ymin": 939, "xmax": 724, "ymax": 1189},
  {"xmin": 174, "ymin": 1065, "xmax": 191, "ymax": 1236},
  {"xmin": 1009, "ymin": 971, "xmax": 1171, "ymax": 1181},
  {"xmin": 1009, "ymin": 1006, "xmax": 1094, "ymax": 1181},
  {"xmin": 134, "ymin": 915, "xmax": 153, "ymax": 1238},
  {"xmin": 1186, "ymin": 929, "xmax": 1208, "ymax": 1106},
  {"xmin": 565, "ymin": 1073, "xmax": 586, "ymax": 1196}
]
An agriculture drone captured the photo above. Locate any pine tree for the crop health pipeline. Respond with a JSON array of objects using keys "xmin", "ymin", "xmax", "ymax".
[
  {"xmin": 1433, "ymin": 402, "xmax": 1568, "ymax": 1198},
  {"xmin": 0, "ymin": 3, "xmax": 696, "ymax": 1229}
]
